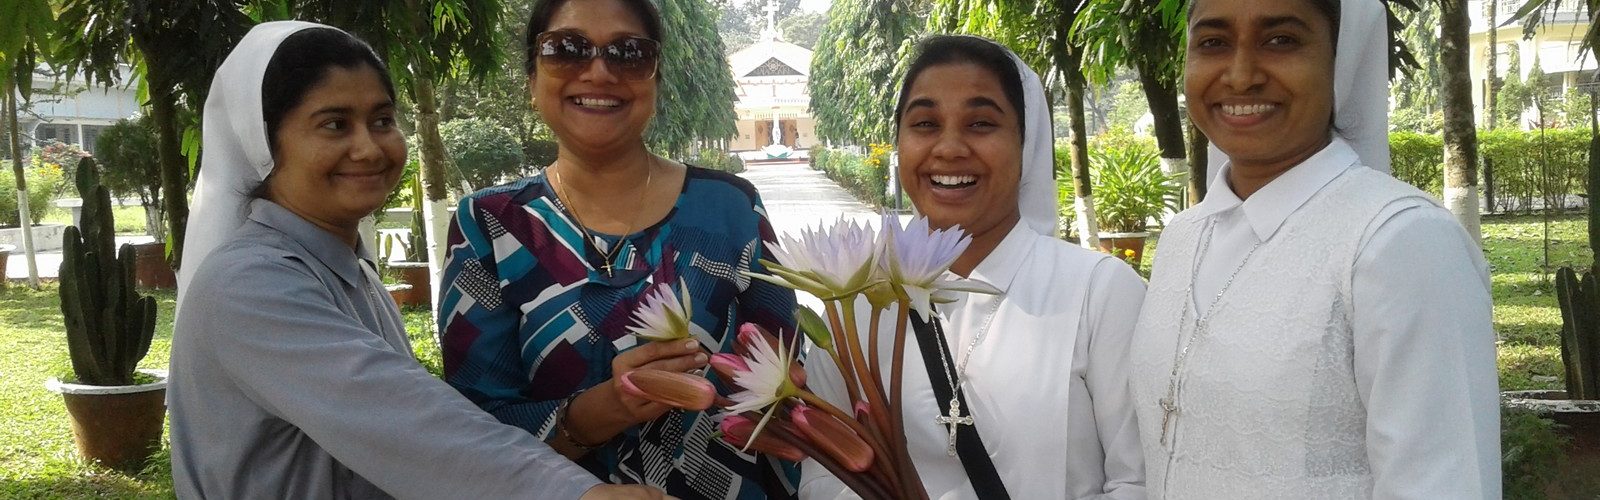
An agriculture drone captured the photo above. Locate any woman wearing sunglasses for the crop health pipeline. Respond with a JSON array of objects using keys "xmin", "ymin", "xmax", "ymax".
[{"xmin": 437, "ymin": 0, "xmax": 800, "ymax": 498}]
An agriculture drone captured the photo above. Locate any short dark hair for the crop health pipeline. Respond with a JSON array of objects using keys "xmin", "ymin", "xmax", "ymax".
[
  {"xmin": 523, "ymin": 0, "xmax": 666, "ymax": 77},
  {"xmin": 894, "ymin": 35, "xmax": 1027, "ymax": 140},
  {"xmin": 261, "ymin": 27, "xmax": 395, "ymax": 157},
  {"xmin": 1188, "ymin": 0, "xmax": 1341, "ymax": 46}
]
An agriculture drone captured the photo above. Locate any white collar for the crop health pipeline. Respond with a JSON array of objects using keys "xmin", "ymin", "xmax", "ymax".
[
  {"xmin": 943, "ymin": 222, "xmax": 1035, "ymax": 296},
  {"xmin": 1191, "ymin": 136, "xmax": 1360, "ymax": 241}
]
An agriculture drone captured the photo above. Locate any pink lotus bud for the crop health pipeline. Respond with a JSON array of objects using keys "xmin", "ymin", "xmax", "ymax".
[
  {"xmin": 738, "ymin": 323, "xmax": 781, "ymax": 354},
  {"xmin": 790, "ymin": 405, "xmax": 874, "ymax": 472},
  {"xmin": 619, "ymin": 369, "xmax": 716, "ymax": 411},
  {"xmin": 709, "ymin": 353, "xmax": 749, "ymax": 384},
  {"xmin": 854, "ymin": 400, "xmax": 871, "ymax": 420},
  {"xmin": 720, "ymin": 415, "xmax": 806, "ymax": 462}
]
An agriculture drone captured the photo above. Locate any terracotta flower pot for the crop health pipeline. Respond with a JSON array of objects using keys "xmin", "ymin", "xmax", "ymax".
[
  {"xmin": 387, "ymin": 283, "xmax": 414, "ymax": 307},
  {"xmin": 1096, "ymin": 232, "xmax": 1150, "ymax": 268},
  {"xmin": 130, "ymin": 242, "xmax": 176, "ymax": 289},
  {"xmin": 0, "ymin": 243, "xmax": 12, "ymax": 288},
  {"xmin": 388, "ymin": 262, "xmax": 431, "ymax": 308},
  {"xmin": 46, "ymin": 369, "xmax": 168, "ymax": 473}
]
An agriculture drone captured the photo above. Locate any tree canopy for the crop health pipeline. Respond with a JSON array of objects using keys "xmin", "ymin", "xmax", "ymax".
[{"xmin": 809, "ymin": 0, "xmax": 920, "ymax": 146}]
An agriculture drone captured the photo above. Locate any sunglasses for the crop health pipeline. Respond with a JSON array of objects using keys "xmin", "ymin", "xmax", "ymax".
[{"xmin": 534, "ymin": 30, "xmax": 661, "ymax": 82}]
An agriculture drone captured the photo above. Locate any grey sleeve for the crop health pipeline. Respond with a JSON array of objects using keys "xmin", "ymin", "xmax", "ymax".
[{"xmin": 190, "ymin": 255, "xmax": 602, "ymax": 499}]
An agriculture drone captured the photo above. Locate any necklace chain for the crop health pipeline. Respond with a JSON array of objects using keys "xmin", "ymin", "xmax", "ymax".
[
  {"xmin": 552, "ymin": 157, "xmax": 655, "ymax": 278},
  {"xmin": 1158, "ymin": 217, "xmax": 1265, "ymax": 447},
  {"xmin": 929, "ymin": 291, "xmax": 1004, "ymax": 456}
]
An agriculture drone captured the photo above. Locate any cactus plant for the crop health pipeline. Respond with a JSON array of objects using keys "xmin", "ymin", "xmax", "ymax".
[
  {"xmin": 1555, "ymin": 266, "xmax": 1600, "ymax": 400},
  {"xmin": 58, "ymin": 157, "xmax": 158, "ymax": 387}
]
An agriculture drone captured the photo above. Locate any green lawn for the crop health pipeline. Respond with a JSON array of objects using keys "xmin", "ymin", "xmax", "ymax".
[
  {"xmin": 38, "ymin": 205, "xmax": 149, "ymax": 235},
  {"xmin": 0, "ymin": 283, "xmax": 435, "ymax": 498},
  {"xmin": 0, "ymin": 213, "xmax": 1589, "ymax": 496}
]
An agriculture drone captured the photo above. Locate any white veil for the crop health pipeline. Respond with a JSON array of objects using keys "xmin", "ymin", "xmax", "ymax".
[
  {"xmin": 175, "ymin": 21, "xmax": 326, "ymax": 302},
  {"xmin": 1205, "ymin": 0, "xmax": 1392, "ymax": 181},
  {"xmin": 898, "ymin": 35, "xmax": 1059, "ymax": 238},
  {"xmin": 1007, "ymin": 48, "xmax": 1060, "ymax": 237}
]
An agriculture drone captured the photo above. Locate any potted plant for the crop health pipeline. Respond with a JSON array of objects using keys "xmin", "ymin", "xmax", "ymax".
[
  {"xmin": 0, "ymin": 243, "xmax": 12, "ymax": 287},
  {"xmin": 96, "ymin": 117, "xmax": 174, "ymax": 289},
  {"xmin": 1089, "ymin": 146, "xmax": 1183, "ymax": 266},
  {"xmin": 1506, "ymin": 267, "xmax": 1600, "ymax": 467},
  {"xmin": 384, "ymin": 172, "xmax": 431, "ymax": 308},
  {"xmin": 43, "ymin": 158, "xmax": 164, "ymax": 473}
]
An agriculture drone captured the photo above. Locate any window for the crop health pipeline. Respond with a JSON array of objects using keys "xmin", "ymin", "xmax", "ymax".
[
  {"xmin": 81, "ymin": 125, "xmax": 106, "ymax": 157},
  {"xmin": 35, "ymin": 124, "xmax": 77, "ymax": 147}
]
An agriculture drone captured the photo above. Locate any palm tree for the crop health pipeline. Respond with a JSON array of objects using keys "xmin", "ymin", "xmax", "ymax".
[
  {"xmin": 54, "ymin": 0, "xmax": 253, "ymax": 271},
  {"xmin": 0, "ymin": 0, "xmax": 54, "ymax": 288},
  {"xmin": 928, "ymin": 0, "xmax": 1103, "ymax": 247},
  {"xmin": 1440, "ymin": 0, "xmax": 1484, "ymax": 242}
]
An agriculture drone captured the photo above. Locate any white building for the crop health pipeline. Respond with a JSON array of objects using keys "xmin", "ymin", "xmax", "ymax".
[
  {"xmin": 7, "ymin": 66, "xmax": 142, "ymax": 158},
  {"xmin": 1468, "ymin": 0, "xmax": 1594, "ymax": 128},
  {"xmin": 728, "ymin": 0, "xmax": 817, "ymax": 159}
]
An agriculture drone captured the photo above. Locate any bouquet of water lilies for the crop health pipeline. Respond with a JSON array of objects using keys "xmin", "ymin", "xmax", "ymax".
[{"xmin": 618, "ymin": 215, "xmax": 991, "ymax": 500}]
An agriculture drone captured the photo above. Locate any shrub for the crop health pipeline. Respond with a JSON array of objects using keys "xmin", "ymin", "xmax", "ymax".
[
  {"xmin": 96, "ymin": 117, "xmax": 165, "ymax": 240},
  {"xmin": 1389, "ymin": 131, "xmax": 1443, "ymax": 197},
  {"xmin": 690, "ymin": 148, "xmax": 745, "ymax": 173},
  {"xmin": 1501, "ymin": 407, "xmax": 1566, "ymax": 500},
  {"xmin": 525, "ymin": 137, "xmax": 558, "ymax": 169},
  {"xmin": 439, "ymin": 118, "xmax": 525, "ymax": 191},
  {"xmin": 1055, "ymin": 143, "xmax": 1077, "ymax": 240},
  {"xmin": 810, "ymin": 146, "xmax": 889, "ymax": 207},
  {"xmin": 1479, "ymin": 128, "xmax": 1588, "ymax": 213},
  {"xmin": 0, "ymin": 156, "xmax": 65, "ymax": 227},
  {"xmin": 1089, "ymin": 144, "xmax": 1183, "ymax": 233}
]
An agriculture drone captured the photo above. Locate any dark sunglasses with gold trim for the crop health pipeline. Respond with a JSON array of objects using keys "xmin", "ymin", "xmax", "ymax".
[{"xmin": 534, "ymin": 30, "xmax": 661, "ymax": 82}]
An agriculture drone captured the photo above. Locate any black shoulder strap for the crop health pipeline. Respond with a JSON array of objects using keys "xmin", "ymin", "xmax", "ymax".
[{"xmin": 909, "ymin": 313, "xmax": 1011, "ymax": 500}]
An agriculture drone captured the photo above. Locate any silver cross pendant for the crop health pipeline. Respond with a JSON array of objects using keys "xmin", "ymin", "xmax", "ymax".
[{"xmin": 934, "ymin": 397, "xmax": 975, "ymax": 456}]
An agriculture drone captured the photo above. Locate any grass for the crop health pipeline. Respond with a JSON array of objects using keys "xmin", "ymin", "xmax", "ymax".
[
  {"xmin": 0, "ymin": 282, "xmax": 435, "ymax": 498},
  {"xmin": 0, "ymin": 213, "xmax": 1590, "ymax": 496},
  {"xmin": 38, "ymin": 205, "xmax": 149, "ymax": 235}
]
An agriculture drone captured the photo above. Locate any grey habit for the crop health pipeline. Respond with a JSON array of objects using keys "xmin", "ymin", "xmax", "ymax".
[{"xmin": 168, "ymin": 198, "xmax": 601, "ymax": 499}]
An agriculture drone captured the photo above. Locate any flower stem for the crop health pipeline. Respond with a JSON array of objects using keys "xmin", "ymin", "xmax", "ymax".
[
  {"xmin": 796, "ymin": 390, "xmax": 900, "ymax": 486},
  {"xmin": 823, "ymin": 300, "xmax": 862, "ymax": 408},
  {"xmin": 888, "ymin": 300, "xmax": 927, "ymax": 500},
  {"xmin": 769, "ymin": 420, "xmax": 895, "ymax": 500},
  {"xmin": 840, "ymin": 300, "xmax": 895, "ymax": 442}
]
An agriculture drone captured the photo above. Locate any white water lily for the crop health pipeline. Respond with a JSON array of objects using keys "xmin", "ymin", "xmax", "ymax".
[
  {"xmin": 880, "ymin": 214, "xmax": 999, "ymax": 321},
  {"xmin": 748, "ymin": 217, "xmax": 879, "ymax": 300},
  {"xmin": 626, "ymin": 279, "xmax": 709, "ymax": 342},
  {"xmin": 726, "ymin": 324, "xmax": 802, "ymax": 451}
]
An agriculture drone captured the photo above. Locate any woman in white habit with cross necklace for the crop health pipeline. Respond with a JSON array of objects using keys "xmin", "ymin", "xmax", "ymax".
[
  {"xmin": 799, "ymin": 35, "xmax": 1147, "ymax": 499},
  {"xmin": 1129, "ymin": 0, "xmax": 1499, "ymax": 498}
]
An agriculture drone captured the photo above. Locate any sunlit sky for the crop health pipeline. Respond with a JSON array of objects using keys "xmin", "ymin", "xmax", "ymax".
[{"xmin": 797, "ymin": 0, "xmax": 829, "ymax": 12}]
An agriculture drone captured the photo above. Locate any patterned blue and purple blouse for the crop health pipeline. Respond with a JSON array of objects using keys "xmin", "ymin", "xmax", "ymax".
[{"xmin": 438, "ymin": 166, "xmax": 799, "ymax": 499}]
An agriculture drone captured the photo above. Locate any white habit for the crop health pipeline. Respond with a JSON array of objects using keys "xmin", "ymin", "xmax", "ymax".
[
  {"xmin": 800, "ymin": 223, "xmax": 1148, "ymax": 499},
  {"xmin": 1130, "ymin": 137, "xmax": 1499, "ymax": 498}
]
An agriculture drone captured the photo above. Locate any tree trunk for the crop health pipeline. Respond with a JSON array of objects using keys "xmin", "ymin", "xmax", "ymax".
[
  {"xmin": 1188, "ymin": 119, "xmax": 1209, "ymax": 206},
  {"xmin": 1139, "ymin": 65, "xmax": 1188, "ymax": 179},
  {"xmin": 6, "ymin": 91, "xmax": 39, "ymax": 288},
  {"xmin": 1439, "ymin": 0, "xmax": 1483, "ymax": 242},
  {"xmin": 132, "ymin": 40, "xmax": 191, "ymax": 269},
  {"xmin": 1062, "ymin": 52, "xmax": 1100, "ymax": 248},
  {"xmin": 1483, "ymin": 0, "xmax": 1498, "ymax": 214},
  {"xmin": 411, "ymin": 69, "xmax": 452, "ymax": 323},
  {"xmin": 1589, "ymin": 92, "xmax": 1599, "ymax": 267}
]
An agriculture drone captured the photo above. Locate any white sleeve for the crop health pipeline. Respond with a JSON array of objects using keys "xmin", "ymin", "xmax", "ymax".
[
  {"xmin": 1065, "ymin": 259, "xmax": 1148, "ymax": 499},
  {"xmin": 1351, "ymin": 203, "xmax": 1499, "ymax": 499}
]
